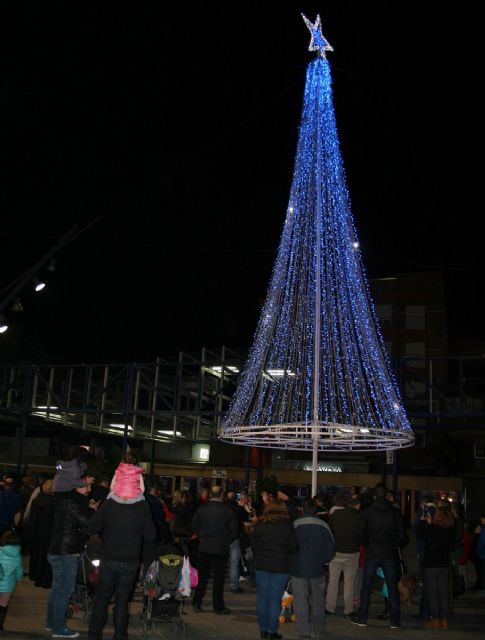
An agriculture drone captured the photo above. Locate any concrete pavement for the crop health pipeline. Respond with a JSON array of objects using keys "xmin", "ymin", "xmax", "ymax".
[{"xmin": 4, "ymin": 559, "xmax": 485, "ymax": 640}]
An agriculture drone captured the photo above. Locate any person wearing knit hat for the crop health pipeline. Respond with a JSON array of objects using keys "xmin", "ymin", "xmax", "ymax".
[
  {"xmin": 47, "ymin": 458, "xmax": 94, "ymax": 638},
  {"xmin": 87, "ymin": 454, "xmax": 156, "ymax": 640},
  {"xmin": 52, "ymin": 459, "xmax": 87, "ymax": 494}
]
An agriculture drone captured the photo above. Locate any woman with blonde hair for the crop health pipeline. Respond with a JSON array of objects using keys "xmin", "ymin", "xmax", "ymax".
[
  {"xmin": 417, "ymin": 506, "xmax": 455, "ymax": 629},
  {"xmin": 252, "ymin": 499, "xmax": 298, "ymax": 639}
]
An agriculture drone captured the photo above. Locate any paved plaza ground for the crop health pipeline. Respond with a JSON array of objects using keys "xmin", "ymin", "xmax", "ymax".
[{"xmin": 4, "ymin": 555, "xmax": 485, "ymax": 640}]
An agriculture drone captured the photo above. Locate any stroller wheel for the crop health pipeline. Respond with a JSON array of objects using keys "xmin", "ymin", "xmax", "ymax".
[{"xmin": 174, "ymin": 621, "xmax": 186, "ymax": 638}]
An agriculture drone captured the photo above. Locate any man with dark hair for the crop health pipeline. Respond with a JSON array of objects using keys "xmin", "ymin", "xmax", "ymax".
[
  {"xmin": 191, "ymin": 486, "xmax": 238, "ymax": 614},
  {"xmin": 290, "ymin": 499, "xmax": 335, "ymax": 639},
  {"xmin": 326, "ymin": 495, "xmax": 361, "ymax": 617},
  {"xmin": 0, "ymin": 474, "xmax": 22, "ymax": 537},
  {"xmin": 349, "ymin": 484, "xmax": 404, "ymax": 629},
  {"xmin": 87, "ymin": 459, "xmax": 156, "ymax": 640},
  {"xmin": 47, "ymin": 459, "xmax": 92, "ymax": 638},
  {"xmin": 144, "ymin": 476, "xmax": 169, "ymax": 544},
  {"xmin": 225, "ymin": 490, "xmax": 250, "ymax": 593}
]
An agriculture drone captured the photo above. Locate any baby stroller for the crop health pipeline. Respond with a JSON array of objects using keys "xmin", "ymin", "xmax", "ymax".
[
  {"xmin": 140, "ymin": 542, "xmax": 187, "ymax": 637},
  {"xmin": 68, "ymin": 538, "xmax": 101, "ymax": 623}
]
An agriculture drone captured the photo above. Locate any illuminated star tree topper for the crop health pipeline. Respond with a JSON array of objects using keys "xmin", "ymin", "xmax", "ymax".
[{"xmin": 301, "ymin": 13, "xmax": 334, "ymax": 58}]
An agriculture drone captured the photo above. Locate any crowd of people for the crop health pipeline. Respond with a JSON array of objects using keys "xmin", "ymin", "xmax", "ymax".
[{"xmin": 0, "ymin": 459, "xmax": 485, "ymax": 639}]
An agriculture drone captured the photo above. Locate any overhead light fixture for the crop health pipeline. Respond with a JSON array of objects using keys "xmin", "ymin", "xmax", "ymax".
[
  {"xmin": 33, "ymin": 277, "xmax": 46, "ymax": 292},
  {"xmin": 0, "ymin": 314, "xmax": 8, "ymax": 334},
  {"xmin": 12, "ymin": 297, "xmax": 23, "ymax": 312},
  {"xmin": 267, "ymin": 369, "xmax": 296, "ymax": 377},
  {"xmin": 157, "ymin": 430, "xmax": 182, "ymax": 436},
  {"xmin": 109, "ymin": 423, "xmax": 133, "ymax": 431},
  {"xmin": 211, "ymin": 366, "xmax": 240, "ymax": 374}
]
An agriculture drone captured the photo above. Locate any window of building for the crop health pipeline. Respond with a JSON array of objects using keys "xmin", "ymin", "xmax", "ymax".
[
  {"xmin": 375, "ymin": 304, "xmax": 392, "ymax": 326},
  {"xmin": 405, "ymin": 341, "xmax": 426, "ymax": 369},
  {"xmin": 406, "ymin": 305, "xmax": 425, "ymax": 330}
]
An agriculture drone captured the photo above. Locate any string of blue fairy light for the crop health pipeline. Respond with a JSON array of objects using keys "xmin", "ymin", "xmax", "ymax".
[{"xmin": 219, "ymin": 53, "xmax": 414, "ymax": 451}]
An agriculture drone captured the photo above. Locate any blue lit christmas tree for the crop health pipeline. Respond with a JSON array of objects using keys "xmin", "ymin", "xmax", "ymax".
[{"xmin": 219, "ymin": 15, "xmax": 414, "ymax": 469}]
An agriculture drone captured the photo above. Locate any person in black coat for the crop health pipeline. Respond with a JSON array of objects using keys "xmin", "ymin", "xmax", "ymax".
[
  {"xmin": 46, "ymin": 458, "xmax": 93, "ymax": 638},
  {"xmin": 226, "ymin": 490, "xmax": 250, "ymax": 593},
  {"xmin": 417, "ymin": 507, "xmax": 455, "ymax": 629},
  {"xmin": 87, "ymin": 457, "xmax": 156, "ymax": 640},
  {"xmin": 349, "ymin": 484, "xmax": 404, "ymax": 630},
  {"xmin": 27, "ymin": 478, "xmax": 55, "ymax": 588},
  {"xmin": 191, "ymin": 486, "xmax": 238, "ymax": 614},
  {"xmin": 252, "ymin": 499, "xmax": 298, "ymax": 640}
]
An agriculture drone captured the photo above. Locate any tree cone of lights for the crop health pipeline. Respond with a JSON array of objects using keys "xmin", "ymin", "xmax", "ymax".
[{"xmin": 219, "ymin": 37, "xmax": 414, "ymax": 453}]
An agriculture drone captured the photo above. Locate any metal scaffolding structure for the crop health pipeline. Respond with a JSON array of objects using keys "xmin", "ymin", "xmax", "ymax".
[
  {"xmin": 1, "ymin": 351, "xmax": 485, "ymax": 452},
  {"xmin": 0, "ymin": 347, "xmax": 244, "ymax": 446}
]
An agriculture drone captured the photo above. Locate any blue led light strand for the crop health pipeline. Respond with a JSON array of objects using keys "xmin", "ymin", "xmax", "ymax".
[{"xmin": 219, "ymin": 30, "xmax": 414, "ymax": 452}]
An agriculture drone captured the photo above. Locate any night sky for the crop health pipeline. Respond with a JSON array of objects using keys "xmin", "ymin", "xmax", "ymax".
[{"xmin": 0, "ymin": 2, "xmax": 482, "ymax": 364}]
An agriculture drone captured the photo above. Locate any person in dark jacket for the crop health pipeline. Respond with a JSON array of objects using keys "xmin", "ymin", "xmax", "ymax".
[
  {"xmin": 144, "ymin": 476, "xmax": 170, "ymax": 546},
  {"xmin": 47, "ymin": 458, "xmax": 93, "ymax": 639},
  {"xmin": 417, "ymin": 507, "xmax": 456, "ymax": 629},
  {"xmin": 226, "ymin": 490, "xmax": 250, "ymax": 593},
  {"xmin": 326, "ymin": 495, "xmax": 361, "ymax": 616},
  {"xmin": 191, "ymin": 486, "xmax": 238, "ymax": 614},
  {"xmin": 27, "ymin": 478, "xmax": 55, "ymax": 588},
  {"xmin": 87, "ymin": 456, "xmax": 156, "ymax": 640},
  {"xmin": 290, "ymin": 499, "xmax": 335, "ymax": 639},
  {"xmin": 0, "ymin": 475, "xmax": 22, "ymax": 537},
  {"xmin": 252, "ymin": 499, "xmax": 298, "ymax": 640},
  {"xmin": 349, "ymin": 484, "xmax": 403, "ymax": 629}
]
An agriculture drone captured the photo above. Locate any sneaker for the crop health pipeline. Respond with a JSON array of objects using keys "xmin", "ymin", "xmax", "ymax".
[
  {"xmin": 214, "ymin": 607, "xmax": 231, "ymax": 615},
  {"xmin": 325, "ymin": 609, "xmax": 335, "ymax": 615},
  {"xmin": 378, "ymin": 610, "xmax": 390, "ymax": 620},
  {"xmin": 231, "ymin": 587, "xmax": 245, "ymax": 593},
  {"xmin": 192, "ymin": 601, "xmax": 202, "ymax": 612},
  {"xmin": 51, "ymin": 629, "xmax": 80, "ymax": 639},
  {"xmin": 349, "ymin": 615, "xmax": 367, "ymax": 627},
  {"xmin": 390, "ymin": 622, "xmax": 402, "ymax": 629}
]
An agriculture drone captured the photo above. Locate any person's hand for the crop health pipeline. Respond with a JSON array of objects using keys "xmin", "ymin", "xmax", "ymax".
[
  {"xmin": 89, "ymin": 499, "xmax": 101, "ymax": 511},
  {"xmin": 425, "ymin": 512, "xmax": 432, "ymax": 524},
  {"xmin": 277, "ymin": 490, "xmax": 289, "ymax": 502}
]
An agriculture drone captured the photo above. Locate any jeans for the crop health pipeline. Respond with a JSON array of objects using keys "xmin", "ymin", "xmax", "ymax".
[
  {"xmin": 291, "ymin": 575, "xmax": 326, "ymax": 638},
  {"xmin": 229, "ymin": 539, "xmax": 241, "ymax": 591},
  {"xmin": 88, "ymin": 559, "xmax": 138, "ymax": 640},
  {"xmin": 425, "ymin": 567, "xmax": 450, "ymax": 619},
  {"xmin": 359, "ymin": 558, "xmax": 400, "ymax": 626},
  {"xmin": 419, "ymin": 568, "xmax": 430, "ymax": 618},
  {"xmin": 193, "ymin": 552, "xmax": 228, "ymax": 611},
  {"xmin": 326, "ymin": 552, "xmax": 360, "ymax": 614},
  {"xmin": 47, "ymin": 553, "xmax": 80, "ymax": 633},
  {"xmin": 255, "ymin": 570, "xmax": 289, "ymax": 634}
]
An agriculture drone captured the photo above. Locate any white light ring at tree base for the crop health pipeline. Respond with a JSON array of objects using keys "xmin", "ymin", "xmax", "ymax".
[{"xmin": 219, "ymin": 422, "xmax": 414, "ymax": 451}]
